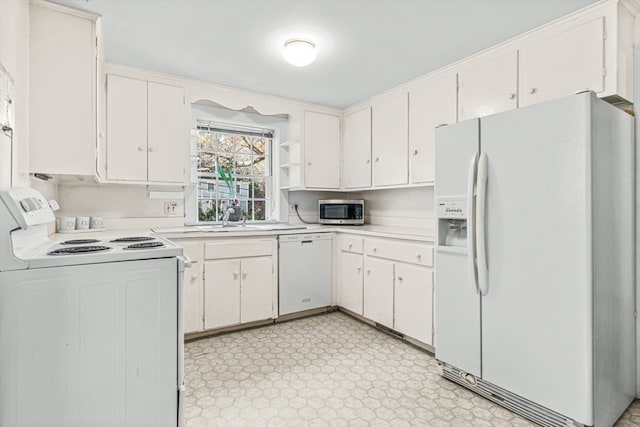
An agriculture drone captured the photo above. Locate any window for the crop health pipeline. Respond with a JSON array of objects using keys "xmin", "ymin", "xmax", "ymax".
[{"xmin": 195, "ymin": 121, "xmax": 272, "ymax": 222}]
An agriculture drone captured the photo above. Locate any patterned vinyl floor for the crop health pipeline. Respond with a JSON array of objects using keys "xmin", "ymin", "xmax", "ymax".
[{"xmin": 183, "ymin": 311, "xmax": 640, "ymax": 427}]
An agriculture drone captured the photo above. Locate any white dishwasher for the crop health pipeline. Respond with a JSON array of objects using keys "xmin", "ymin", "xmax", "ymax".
[{"xmin": 279, "ymin": 233, "xmax": 332, "ymax": 315}]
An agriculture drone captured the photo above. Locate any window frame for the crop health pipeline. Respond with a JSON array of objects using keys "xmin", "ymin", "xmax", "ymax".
[{"xmin": 194, "ymin": 120, "xmax": 274, "ymax": 223}]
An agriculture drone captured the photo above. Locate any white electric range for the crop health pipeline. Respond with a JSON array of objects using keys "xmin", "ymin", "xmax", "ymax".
[{"xmin": 0, "ymin": 187, "xmax": 185, "ymax": 427}]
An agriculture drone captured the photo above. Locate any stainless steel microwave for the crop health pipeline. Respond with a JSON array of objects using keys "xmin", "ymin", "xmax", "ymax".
[{"xmin": 318, "ymin": 199, "xmax": 364, "ymax": 225}]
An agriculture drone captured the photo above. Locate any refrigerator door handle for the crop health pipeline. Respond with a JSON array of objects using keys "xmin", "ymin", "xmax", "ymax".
[
  {"xmin": 476, "ymin": 152, "xmax": 489, "ymax": 296},
  {"xmin": 466, "ymin": 152, "xmax": 479, "ymax": 294}
]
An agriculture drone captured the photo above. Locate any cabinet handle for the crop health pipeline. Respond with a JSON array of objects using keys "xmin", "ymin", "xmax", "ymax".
[
  {"xmin": 366, "ymin": 159, "xmax": 370, "ymax": 164},
  {"xmin": 356, "ymin": 266, "xmax": 361, "ymax": 273},
  {"xmin": 137, "ymin": 146, "xmax": 144, "ymax": 152},
  {"xmin": 191, "ymin": 274, "xmax": 198, "ymax": 281},
  {"xmin": 348, "ymin": 243, "xmax": 353, "ymax": 249},
  {"xmin": 233, "ymin": 271, "xmax": 239, "ymax": 279},
  {"xmin": 148, "ymin": 147, "xmax": 155, "ymax": 152},
  {"xmin": 366, "ymin": 269, "xmax": 371, "ymax": 275},
  {"xmin": 242, "ymin": 270, "xmax": 247, "ymax": 279},
  {"xmin": 307, "ymin": 161, "xmax": 311, "ymax": 166},
  {"xmin": 528, "ymin": 88, "xmax": 537, "ymax": 95},
  {"xmin": 417, "ymin": 253, "xmax": 422, "ymax": 260},
  {"xmin": 508, "ymin": 93, "xmax": 516, "ymax": 100},
  {"xmin": 373, "ymin": 247, "xmax": 377, "ymax": 253},
  {"xmin": 397, "ymin": 276, "xmax": 403, "ymax": 282},
  {"xmin": 375, "ymin": 157, "xmax": 380, "ymax": 162},
  {"xmin": 413, "ymin": 149, "xmax": 418, "ymax": 155}
]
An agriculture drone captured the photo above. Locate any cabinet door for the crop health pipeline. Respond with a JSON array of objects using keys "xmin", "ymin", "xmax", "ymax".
[
  {"xmin": 106, "ymin": 74, "xmax": 147, "ymax": 181},
  {"xmin": 409, "ymin": 73, "xmax": 457, "ymax": 183},
  {"xmin": 29, "ymin": 4, "xmax": 96, "ymax": 175},
  {"xmin": 338, "ymin": 251, "xmax": 364, "ymax": 315},
  {"xmin": 394, "ymin": 263, "xmax": 433, "ymax": 345},
  {"xmin": 304, "ymin": 111, "xmax": 341, "ymax": 189},
  {"xmin": 204, "ymin": 259, "xmax": 240, "ymax": 329},
  {"xmin": 147, "ymin": 82, "xmax": 185, "ymax": 183},
  {"xmin": 175, "ymin": 240, "xmax": 204, "ymax": 333},
  {"xmin": 372, "ymin": 93, "xmax": 409, "ymax": 187},
  {"xmin": 343, "ymin": 107, "xmax": 372, "ymax": 189},
  {"xmin": 363, "ymin": 257, "xmax": 394, "ymax": 328},
  {"xmin": 240, "ymin": 257, "xmax": 274, "ymax": 323},
  {"xmin": 458, "ymin": 51, "xmax": 518, "ymax": 121},
  {"xmin": 519, "ymin": 18, "xmax": 604, "ymax": 107}
]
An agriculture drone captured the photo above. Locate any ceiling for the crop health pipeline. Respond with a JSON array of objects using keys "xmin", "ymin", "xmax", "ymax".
[{"xmin": 52, "ymin": 0, "xmax": 599, "ymax": 108}]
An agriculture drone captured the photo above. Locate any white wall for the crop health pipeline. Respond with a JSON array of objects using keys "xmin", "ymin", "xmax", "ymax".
[
  {"xmin": 55, "ymin": 183, "xmax": 184, "ymax": 230},
  {"xmin": 0, "ymin": 0, "xmax": 29, "ymax": 187}
]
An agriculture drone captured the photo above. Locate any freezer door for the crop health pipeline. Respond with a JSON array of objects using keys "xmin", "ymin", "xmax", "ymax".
[
  {"xmin": 479, "ymin": 94, "xmax": 592, "ymax": 424},
  {"xmin": 434, "ymin": 119, "xmax": 481, "ymax": 376}
]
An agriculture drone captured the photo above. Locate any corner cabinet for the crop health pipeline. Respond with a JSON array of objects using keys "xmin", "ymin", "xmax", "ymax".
[
  {"xmin": 303, "ymin": 111, "xmax": 341, "ymax": 189},
  {"xmin": 29, "ymin": 1, "xmax": 99, "ymax": 176},
  {"xmin": 105, "ymin": 74, "xmax": 186, "ymax": 184}
]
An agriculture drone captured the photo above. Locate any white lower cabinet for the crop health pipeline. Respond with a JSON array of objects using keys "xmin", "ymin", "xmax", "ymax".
[
  {"xmin": 173, "ymin": 240, "xmax": 204, "ymax": 334},
  {"xmin": 338, "ymin": 251, "xmax": 364, "ymax": 315},
  {"xmin": 394, "ymin": 263, "xmax": 433, "ymax": 345},
  {"xmin": 239, "ymin": 257, "xmax": 275, "ymax": 323},
  {"xmin": 363, "ymin": 257, "xmax": 394, "ymax": 328},
  {"xmin": 171, "ymin": 237, "xmax": 276, "ymax": 334},
  {"xmin": 338, "ymin": 235, "xmax": 434, "ymax": 346}
]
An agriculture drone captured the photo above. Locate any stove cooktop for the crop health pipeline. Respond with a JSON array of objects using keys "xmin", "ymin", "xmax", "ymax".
[
  {"xmin": 61, "ymin": 239, "xmax": 101, "ymax": 245},
  {"xmin": 48, "ymin": 246, "xmax": 112, "ymax": 255},
  {"xmin": 111, "ymin": 236, "xmax": 155, "ymax": 243},
  {"xmin": 124, "ymin": 241, "xmax": 165, "ymax": 250}
]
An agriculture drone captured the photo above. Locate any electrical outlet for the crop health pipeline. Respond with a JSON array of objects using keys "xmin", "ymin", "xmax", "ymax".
[{"xmin": 164, "ymin": 202, "xmax": 179, "ymax": 216}]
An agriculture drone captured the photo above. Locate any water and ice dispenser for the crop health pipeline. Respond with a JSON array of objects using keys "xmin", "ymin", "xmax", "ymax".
[{"xmin": 437, "ymin": 197, "xmax": 467, "ymax": 248}]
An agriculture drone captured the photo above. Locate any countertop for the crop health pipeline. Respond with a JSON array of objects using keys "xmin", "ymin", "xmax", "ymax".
[
  {"xmin": 151, "ymin": 223, "xmax": 434, "ymax": 242},
  {"xmin": 53, "ymin": 224, "xmax": 434, "ymax": 243}
]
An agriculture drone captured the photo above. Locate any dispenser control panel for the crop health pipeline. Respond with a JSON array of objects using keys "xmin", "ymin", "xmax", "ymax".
[{"xmin": 437, "ymin": 197, "xmax": 467, "ymax": 219}]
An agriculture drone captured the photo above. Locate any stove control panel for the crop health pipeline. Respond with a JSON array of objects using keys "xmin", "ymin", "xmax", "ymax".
[{"xmin": 0, "ymin": 188, "xmax": 55, "ymax": 229}]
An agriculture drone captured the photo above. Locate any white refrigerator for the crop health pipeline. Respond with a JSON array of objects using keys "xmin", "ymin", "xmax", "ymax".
[{"xmin": 434, "ymin": 92, "xmax": 635, "ymax": 427}]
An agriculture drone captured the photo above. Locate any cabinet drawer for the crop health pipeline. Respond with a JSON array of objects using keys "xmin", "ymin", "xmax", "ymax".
[
  {"xmin": 364, "ymin": 238, "xmax": 433, "ymax": 267},
  {"xmin": 205, "ymin": 239, "xmax": 273, "ymax": 260},
  {"xmin": 338, "ymin": 235, "xmax": 364, "ymax": 254}
]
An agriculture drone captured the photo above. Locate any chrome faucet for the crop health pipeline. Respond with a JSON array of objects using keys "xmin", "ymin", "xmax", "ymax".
[{"xmin": 222, "ymin": 206, "xmax": 235, "ymax": 226}]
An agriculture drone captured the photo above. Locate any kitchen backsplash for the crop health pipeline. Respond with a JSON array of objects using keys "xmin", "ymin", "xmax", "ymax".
[
  {"xmin": 33, "ymin": 178, "xmax": 433, "ymax": 230},
  {"xmin": 288, "ymin": 187, "xmax": 434, "ymax": 229}
]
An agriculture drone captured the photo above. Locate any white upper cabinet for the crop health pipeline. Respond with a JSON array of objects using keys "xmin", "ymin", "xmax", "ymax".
[
  {"xmin": 372, "ymin": 92, "xmax": 409, "ymax": 187},
  {"xmin": 106, "ymin": 74, "xmax": 185, "ymax": 183},
  {"xmin": 409, "ymin": 73, "xmax": 457, "ymax": 184},
  {"xmin": 519, "ymin": 18, "xmax": 604, "ymax": 107},
  {"xmin": 29, "ymin": 2, "xmax": 98, "ymax": 176},
  {"xmin": 458, "ymin": 51, "xmax": 518, "ymax": 122},
  {"xmin": 147, "ymin": 82, "xmax": 186, "ymax": 183},
  {"xmin": 342, "ymin": 107, "xmax": 372, "ymax": 189},
  {"xmin": 106, "ymin": 75, "xmax": 147, "ymax": 181},
  {"xmin": 304, "ymin": 111, "xmax": 341, "ymax": 189}
]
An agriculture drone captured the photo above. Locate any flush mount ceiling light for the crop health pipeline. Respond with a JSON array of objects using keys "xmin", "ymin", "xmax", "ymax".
[{"xmin": 283, "ymin": 38, "xmax": 317, "ymax": 67}]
